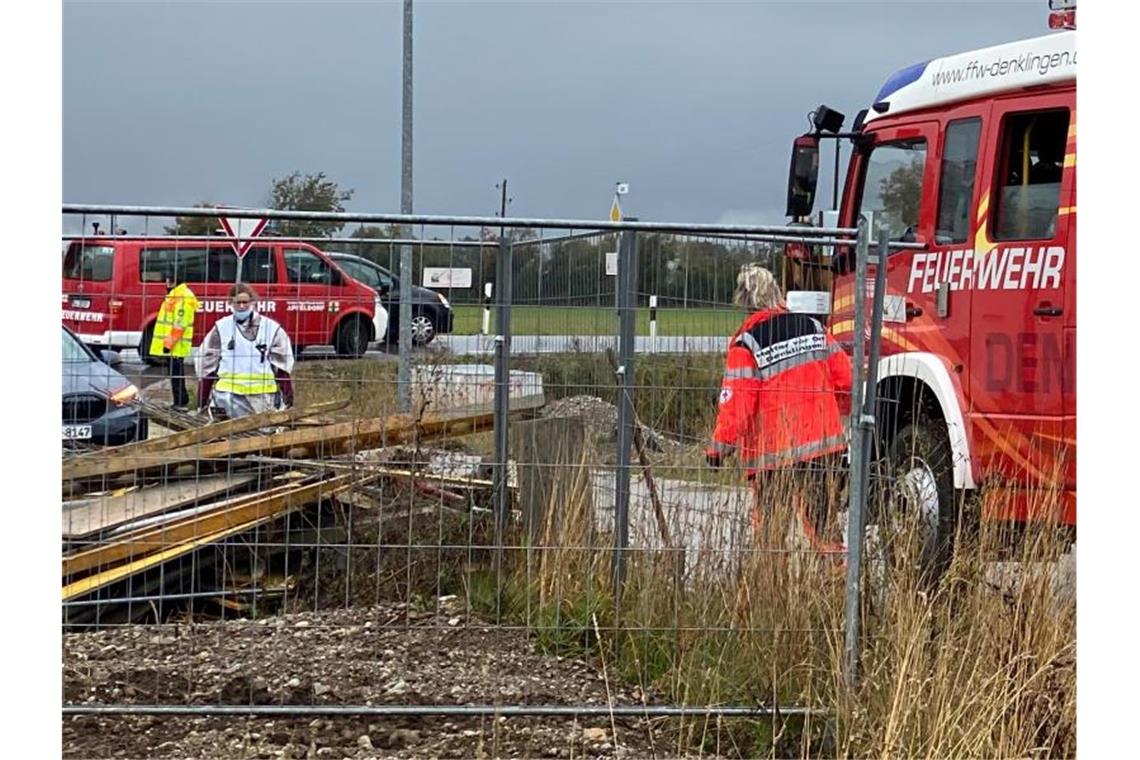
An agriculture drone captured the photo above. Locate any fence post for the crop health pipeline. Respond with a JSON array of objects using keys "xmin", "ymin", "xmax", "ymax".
[
  {"xmin": 613, "ymin": 226, "xmax": 639, "ymax": 607},
  {"xmin": 843, "ymin": 216, "xmax": 870, "ymax": 689},
  {"xmin": 859, "ymin": 229, "xmax": 891, "ymax": 517},
  {"xmin": 482, "ymin": 282, "xmax": 492, "ymax": 336},
  {"xmin": 493, "ymin": 235, "xmax": 513, "ymax": 576},
  {"xmin": 648, "ymin": 294, "xmax": 658, "ymax": 350}
]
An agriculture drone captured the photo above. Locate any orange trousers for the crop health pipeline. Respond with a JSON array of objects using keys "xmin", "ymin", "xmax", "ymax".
[{"xmin": 748, "ymin": 455, "xmax": 847, "ymax": 556}]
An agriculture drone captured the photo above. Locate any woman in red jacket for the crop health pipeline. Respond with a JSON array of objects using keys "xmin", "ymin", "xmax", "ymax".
[{"xmin": 706, "ymin": 265, "xmax": 852, "ymax": 552}]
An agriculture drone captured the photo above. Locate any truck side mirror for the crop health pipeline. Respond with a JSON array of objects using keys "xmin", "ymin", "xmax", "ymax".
[{"xmin": 786, "ymin": 134, "xmax": 821, "ymax": 218}]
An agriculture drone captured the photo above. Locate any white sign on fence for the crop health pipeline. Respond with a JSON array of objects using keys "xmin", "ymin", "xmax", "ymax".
[
  {"xmin": 605, "ymin": 252, "xmax": 618, "ymax": 276},
  {"xmin": 422, "ymin": 267, "xmax": 473, "ymax": 289}
]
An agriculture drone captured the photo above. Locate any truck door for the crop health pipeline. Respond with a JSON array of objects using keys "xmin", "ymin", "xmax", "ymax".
[
  {"xmin": 901, "ymin": 105, "xmax": 990, "ymax": 411},
  {"xmin": 969, "ymin": 93, "xmax": 1073, "ymax": 491}
]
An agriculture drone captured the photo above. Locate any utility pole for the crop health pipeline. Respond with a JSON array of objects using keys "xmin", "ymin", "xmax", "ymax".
[
  {"xmin": 397, "ymin": 0, "xmax": 414, "ymax": 412},
  {"xmin": 497, "ymin": 179, "xmax": 509, "ymax": 236}
]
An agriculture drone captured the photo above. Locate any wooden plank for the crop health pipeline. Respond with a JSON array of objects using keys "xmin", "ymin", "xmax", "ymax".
[
  {"xmin": 63, "ymin": 515, "xmax": 267, "ymax": 601},
  {"xmin": 248, "ymin": 456, "xmax": 496, "ymax": 488},
  {"xmin": 62, "ymin": 398, "xmax": 350, "ymax": 475},
  {"xmin": 62, "ymin": 472, "xmax": 371, "ymax": 578},
  {"xmin": 63, "ymin": 409, "xmax": 497, "ymax": 484},
  {"xmin": 61, "ymin": 474, "xmax": 259, "ymax": 539}
]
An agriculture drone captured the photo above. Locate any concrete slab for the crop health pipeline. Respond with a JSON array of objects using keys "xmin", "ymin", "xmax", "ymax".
[{"xmin": 412, "ymin": 363, "xmax": 544, "ymax": 416}]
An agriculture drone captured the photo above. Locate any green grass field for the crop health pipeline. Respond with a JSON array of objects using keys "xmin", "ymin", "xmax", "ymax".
[{"xmin": 451, "ymin": 304, "xmax": 742, "ymax": 336}]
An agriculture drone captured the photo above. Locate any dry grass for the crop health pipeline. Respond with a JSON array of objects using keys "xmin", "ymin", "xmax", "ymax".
[
  {"xmin": 495, "ymin": 458, "xmax": 1076, "ymax": 758},
  {"xmin": 294, "ymin": 359, "xmax": 399, "ymax": 420}
]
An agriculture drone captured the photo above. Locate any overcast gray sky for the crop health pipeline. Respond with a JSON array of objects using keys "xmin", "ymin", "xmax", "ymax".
[{"xmin": 63, "ymin": 0, "xmax": 1049, "ymax": 231}]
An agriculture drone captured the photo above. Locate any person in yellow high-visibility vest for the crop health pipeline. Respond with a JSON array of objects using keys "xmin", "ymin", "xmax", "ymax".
[
  {"xmin": 196, "ymin": 282, "xmax": 295, "ymax": 419},
  {"xmin": 149, "ymin": 278, "xmax": 201, "ymax": 409}
]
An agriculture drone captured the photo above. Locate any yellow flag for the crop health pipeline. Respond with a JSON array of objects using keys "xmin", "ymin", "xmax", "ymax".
[{"xmin": 609, "ymin": 195, "xmax": 622, "ymax": 222}]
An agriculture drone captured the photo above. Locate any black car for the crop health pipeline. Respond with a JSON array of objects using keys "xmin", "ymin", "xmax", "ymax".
[
  {"xmin": 327, "ymin": 252, "xmax": 454, "ymax": 346},
  {"xmin": 62, "ymin": 325, "xmax": 149, "ymax": 446}
]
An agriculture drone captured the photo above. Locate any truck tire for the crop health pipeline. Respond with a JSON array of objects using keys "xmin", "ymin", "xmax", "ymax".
[
  {"xmin": 334, "ymin": 316, "xmax": 371, "ymax": 358},
  {"xmin": 868, "ymin": 417, "xmax": 957, "ymax": 588}
]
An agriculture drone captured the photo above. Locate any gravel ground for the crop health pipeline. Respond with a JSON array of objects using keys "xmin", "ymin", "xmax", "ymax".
[{"xmin": 63, "ymin": 599, "xmax": 693, "ymax": 759}]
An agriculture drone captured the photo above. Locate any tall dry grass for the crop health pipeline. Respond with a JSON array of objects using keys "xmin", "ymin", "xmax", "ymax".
[{"xmin": 500, "ymin": 453, "xmax": 1075, "ymax": 758}]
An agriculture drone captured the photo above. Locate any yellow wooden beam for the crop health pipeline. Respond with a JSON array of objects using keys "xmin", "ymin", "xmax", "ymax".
[
  {"xmin": 61, "ymin": 398, "xmax": 350, "ymax": 480},
  {"xmin": 62, "ymin": 472, "xmax": 373, "ymax": 578},
  {"xmin": 63, "ymin": 409, "xmax": 495, "ymax": 484}
]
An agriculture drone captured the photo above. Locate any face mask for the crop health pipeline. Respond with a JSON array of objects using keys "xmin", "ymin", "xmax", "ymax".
[{"xmin": 233, "ymin": 309, "xmax": 252, "ymax": 324}]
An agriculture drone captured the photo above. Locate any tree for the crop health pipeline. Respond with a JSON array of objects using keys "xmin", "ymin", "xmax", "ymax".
[
  {"xmin": 268, "ymin": 171, "xmax": 355, "ymax": 238},
  {"xmin": 878, "ymin": 159, "xmax": 924, "ymax": 235},
  {"xmin": 164, "ymin": 203, "xmax": 222, "ymax": 236},
  {"xmin": 346, "ymin": 224, "xmax": 403, "ymax": 262}
]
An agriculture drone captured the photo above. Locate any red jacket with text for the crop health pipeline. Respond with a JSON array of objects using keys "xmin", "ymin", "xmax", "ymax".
[{"xmin": 708, "ymin": 306, "xmax": 853, "ymax": 476}]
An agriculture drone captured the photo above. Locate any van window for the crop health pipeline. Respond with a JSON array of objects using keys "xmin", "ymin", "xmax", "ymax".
[
  {"xmin": 935, "ymin": 118, "xmax": 981, "ymax": 245},
  {"xmin": 284, "ymin": 248, "xmax": 336, "ymax": 285},
  {"xmin": 63, "ymin": 244, "xmax": 114, "ymax": 281},
  {"xmin": 857, "ymin": 139, "xmax": 927, "ymax": 242},
  {"xmin": 140, "ymin": 246, "xmax": 207, "ymax": 283},
  {"xmin": 207, "ymin": 246, "xmax": 276, "ymax": 284},
  {"xmin": 140, "ymin": 245, "xmax": 274, "ymax": 284},
  {"xmin": 239, "ymin": 247, "xmax": 276, "ymax": 284},
  {"xmin": 992, "ymin": 109, "xmax": 1069, "ymax": 241}
]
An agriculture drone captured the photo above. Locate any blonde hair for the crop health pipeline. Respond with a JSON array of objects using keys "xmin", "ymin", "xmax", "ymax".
[{"xmin": 733, "ymin": 264, "xmax": 784, "ymax": 311}]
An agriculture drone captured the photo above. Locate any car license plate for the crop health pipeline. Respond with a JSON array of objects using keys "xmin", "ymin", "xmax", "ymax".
[
  {"xmin": 69, "ymin": 297, "xmax": 91, "ymax": 309},
  {"xmin": 62, "ymin": 425, "xmax": 93, "ymax": 440}
]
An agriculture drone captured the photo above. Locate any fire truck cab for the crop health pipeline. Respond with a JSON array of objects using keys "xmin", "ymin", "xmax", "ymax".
[{"xmin": 783, "ymin": 8, "xmax": 1076, "ymax": 553}]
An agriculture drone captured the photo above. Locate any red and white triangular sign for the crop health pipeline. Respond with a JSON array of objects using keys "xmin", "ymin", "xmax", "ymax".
[{"xmin": 218, "ymin": 216, "xmax": 268, "ymax": 258}]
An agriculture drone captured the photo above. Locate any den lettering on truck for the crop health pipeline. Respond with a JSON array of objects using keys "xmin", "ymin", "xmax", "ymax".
[{"xmin": 822, "ymin": 30, "xmax": 1076, "ymax": 524}]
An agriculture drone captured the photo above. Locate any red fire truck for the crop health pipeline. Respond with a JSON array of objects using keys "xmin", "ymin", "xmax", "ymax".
[
  {"xmin": 62, "ymin": 237, "xmax": 390, "ymax": 361},
  {"xmin": 782, "ymin": 4, "xmax": 1076, "ymax": 558}
]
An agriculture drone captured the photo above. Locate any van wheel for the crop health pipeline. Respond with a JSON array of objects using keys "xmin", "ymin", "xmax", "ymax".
[
  {"xmin": 138, "ymin": 324, "xmax": 165, "ymax": 367},
  {"xmin": 334, "ymin": 317, "xmax": 371, "ymax": 358},
  {"xmin": 865, "ymin": 417, "xmax": 957, "ymax": 592}
]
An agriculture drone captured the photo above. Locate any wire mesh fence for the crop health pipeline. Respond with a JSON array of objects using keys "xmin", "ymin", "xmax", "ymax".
[{"xmin": 60, "ymin": 205, "xmax": 1076, "ymax": 758}]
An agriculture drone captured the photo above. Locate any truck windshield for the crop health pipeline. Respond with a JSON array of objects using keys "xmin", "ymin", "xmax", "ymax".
[{"xmin": 857, "ymin": 139, "xmax": 927, "ymax": 241}]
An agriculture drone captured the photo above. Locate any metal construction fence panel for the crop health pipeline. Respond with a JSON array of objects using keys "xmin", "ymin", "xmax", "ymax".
[{"xmin": 60, "ymin": 205, "xmax": 1076, "ymax": 759}]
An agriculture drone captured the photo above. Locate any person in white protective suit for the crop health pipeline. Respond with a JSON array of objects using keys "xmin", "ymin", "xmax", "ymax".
[{"xmin": 196, "ymin": 282, "xmax": 295, "ymax": 419}]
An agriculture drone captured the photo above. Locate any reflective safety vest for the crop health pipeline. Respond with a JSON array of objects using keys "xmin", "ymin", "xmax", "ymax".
[
  {"xmin": 215, "ymin": 315, "xmax": 281, "ymax": 395},
  {"xmin": 149, "ymin": 283, "xmax": 200, "ymax": 358},
  {"xmin": 709, "ymin": 306, "xmax": 853, "ymax": 475}
]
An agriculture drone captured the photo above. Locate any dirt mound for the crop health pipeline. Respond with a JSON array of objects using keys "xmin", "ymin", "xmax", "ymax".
[{"xmin": 540, "ymin": 395, "xmax": 680, "ymax": 455}]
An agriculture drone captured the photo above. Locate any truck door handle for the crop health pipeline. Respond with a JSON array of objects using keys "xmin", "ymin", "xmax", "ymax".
[
  {"xmin": 1033, "ymin": 304, "xmax": 1063, "ymax": 317},
  {"xmin": 905, "ymin": 303, "xmax": 923, "ymax": 320}
]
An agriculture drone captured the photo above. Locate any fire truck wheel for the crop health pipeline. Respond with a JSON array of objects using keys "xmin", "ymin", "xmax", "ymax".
[
  {"xmin": 875, "ymin": 419, "xmax": 957, "ymax": 586},
  {"xmin": 138, "ymin": 323, "xmax": 165, "ymax": 367},
  {"xmin": 334, "ymin": 316, "xmax": 371, "ymax": 358}
]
